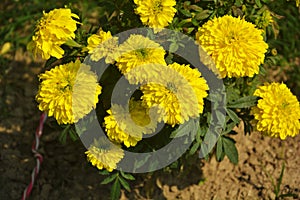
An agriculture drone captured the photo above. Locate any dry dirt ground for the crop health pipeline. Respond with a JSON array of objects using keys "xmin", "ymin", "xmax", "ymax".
[{"xmin": 0, "ymin": 50, "xmax": 299, "ymax": 200}]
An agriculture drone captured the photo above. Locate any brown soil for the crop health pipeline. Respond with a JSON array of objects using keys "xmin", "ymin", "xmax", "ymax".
[{"xmin": 0, "ymin": 50, "xmax": 299, "ymax": 200}]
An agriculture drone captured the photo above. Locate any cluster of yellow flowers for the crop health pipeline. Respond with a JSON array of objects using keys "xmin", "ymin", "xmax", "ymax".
[{"xmin": 31, "ymin": 3, "xmax": 299, "ymax": 172}]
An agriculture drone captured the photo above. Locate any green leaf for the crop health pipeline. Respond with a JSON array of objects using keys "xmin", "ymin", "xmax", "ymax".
[
  {"xmin": 234, "ymin": 0, "xmax": 243, "ymax": 6},
  {"xmin": 170, "ymin": 119, "xmax": 198, "ymax": 138},
  {"xmin": 216, "ymin": 137, "xmax": 224, "ymax": 161},
  {"xmin": 99, "ymin": 170, "xmax": 110, "ymax": 175},
  {"xmin": 120, "ymin": 171, "xmax": 135, "ymax": 181},
  {"xmin": 222, "ymin": 122, "xmax": 238, "ymax": 135},
  {"xmin": 227, "ymin": 96, "xmax": 257, "ymax": 108},
  {"xmin": 195, "ymin": 10, "xmax": 211, "ymax": 20},
  {"xmin": 64, "ymin": 39, "xmax": 82, "ymax": 48},
  {"xmin": 111, "ymin": 179, "xmax": 121, "ymax": 200},
  {"xmin": 191, "ymin": 18, "xmax": 199, "ymax": 26},
  {"xmin": 69, "ymin": 128, "xmax": 78, "ymax": 141},
  {"xmin": 189, "ymin": 142, "xmax": 200, "ymax": 155},
  {"xmin": 226, "ymin": 109, "xmax": 240, "ymax": 124},
  {"xmin": 255, "ymin": 0, "xmax": 262, "ymax": 8},
  {"xmin": 223, "ymin": 137, "xmax": 238, "ymax": 164},
  {"xmin": 101, "ymin": 173, "xmax": 118, "ymax": 185},
  {"xmin": 179, "ymin": 9, "xmax": 192, "ymax": 17},
  {"xmin": 189, "ymin": 5, "xmax": 203, "ymax": 12},
  {"xmin": 58, "ymin": 125, "xmax": 71, "ymax": 144},
  {"xmin": 276, "ymin": 162, "xmax": 285, "ymax": 195},
  {"xmin": 169, "ymin": 42, "xmax": 179, "ymax": 53},
  {"xmin": 118, "ymin": 177, "xmax": 131, "ymax": 192}
]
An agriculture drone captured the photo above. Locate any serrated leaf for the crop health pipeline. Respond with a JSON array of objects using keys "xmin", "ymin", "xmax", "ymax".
[
  {"xmin": 111, "ymin": 179, "xmax": 121, "ymax": 200},
  {"xmin": 101, "ymin": 173, "xmax": 118, "ymax": 185},
  {"xmin": 226, "ymin": 109, "xmax": 240, "ymax": 124},
  {"xmin": 227, "ymin": 96, "xmax": 257, "ymax": 108},
  {"xmin": 118, "ymin": 177, "xmax": 131, "ymax": 192},
  {"xmin": 223, "ymin": 137, "xmax": 238, "ymax": 164},
  {"xmin": 216, "ymin": 137, "xmax": 224, "ymax": 161},
  {"xmin": 120, "ymin": 171, "xmax": 135, "ymax": 180}
]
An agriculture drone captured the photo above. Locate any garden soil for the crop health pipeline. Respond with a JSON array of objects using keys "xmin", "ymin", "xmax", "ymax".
[{"xmin": 0, "ymin": 50, "xmax": 299, "ymax": 200}]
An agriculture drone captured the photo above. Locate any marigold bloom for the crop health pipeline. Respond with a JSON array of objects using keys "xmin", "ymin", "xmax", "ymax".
[
  {"xmin": 86, "ymin": 137, "xmax": 124, "ymax": 172},
  {"xmin": 116, "ymin": 34, "xmax": 166, "ymax": 83},
  {"xmin": 196, "ymin": 15, "xmax": 268, "ymax": 78},
  {"xmin": 86, "ymin": 29, "xmax": 118, "ymax": 64},
  {"xmin": 134, "ymin": 0, "xmax": 177, "ymax": 29},
  {"xmin": 36, "ymin": 60, "xmax": 102, "ymax": 124},
  {"xmin": 104, "ymin": 99, "xmax": 158, "ymax": 147},
  {"xmin": 28, "ymin": 8, "xmax": 80, "ymax": 60},
  {"xmin": 251, "ymin": 82, "xmax": 300, "ymax": 139},
  {"xmin": 141, "ymin": 63, "xmax": 209, "ymax": 126}
]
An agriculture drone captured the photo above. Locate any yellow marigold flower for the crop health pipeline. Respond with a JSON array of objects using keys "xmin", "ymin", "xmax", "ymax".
[
  {"xmin": 251, "ymin": 82, "xmax": 300, "ymax": 140},
  {"xmin": 36, "ymin": 60, "xmax": 102, "ymax": 124},
  {"xmin": 86, "ymin": 29, "xmax": 119, "ymax": 64},
  {"xmin": 28, "ymin": 8, "xmax": 79, "ymax": 60},
  {"xmin": 86, "ymin": 137, "xmax": 124, "ymax": 172},
  {"xmin": 116, "ymin": 34, "xmax": 166, "ymax": 83},
  {"xmin": 196, "ymin": 15, "xmax": 268, "ymax": 78},
  {"xmin": 104, "ymin": 99, "xmax": 158, "ymax": 147},
  {"xmin": 141, "ymin": 63, "xmax": 209, "ymax": 126},
  {"xmin": 134, "ymin": 0, "xmax": 177, "ymax": 29}
]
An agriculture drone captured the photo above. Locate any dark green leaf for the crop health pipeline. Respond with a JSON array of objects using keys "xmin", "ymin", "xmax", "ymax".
[
  {"xmin": 120, "ymin": 171, "xmax": 135, "ymax": 181},
  {"xmin": 216, "ymin": 137, "xmax": 223, "ymax": 161},
  {"xmin": 255, "ymin": 0, "xmax": 262, "ymax": 8},
  {"xmin": 195, "ymin": 10, "xmax": 211, "ymax": 20},
  {"xmin": 189, "ymin": 5, "xmax": 203, "ymax": 12},
  {"xmin": 118, "ymin": 177, "xmax": 131, "ymax": 192},
  {"xmin": 101, "ymin": 173, "xmax": 118, "ymax": 185},
  {"xmin": 69, "ymin": 128, "xmax": 78, "ymax": 141},
  {"xmin": 179, "ymin": 9, "xmax": 192, "ymax": 17},
  {"xmin": 99, "ymin": 170, "xmax": 110, "ymax": 175},
  {"xmin": 191, "ymin": 18, "xmax": 199, "ymax": 26},
  {"xmin": 216, "ymin": 137, "xmax": 224, "ymax": 161},
  {"xmin": 223, "ymin": 137, "xmax": 238, "ymax": 164},
  {"xmin": 234, "ymin": 0, "xmax": 243, "ymax": 6},
  {"xmin": 226, "ymin": 109, "xmax": 240, "ymax": 124},
  {"xmin": 111, "ymin": 179, "xmax": 121, "ymax": 200},
  {"xmin": 222, "ymin": 122, "xmax": 238, "ymax": 135},
  {"xmin": 189, "ymin": 142, "xmax": 200, "ymax": 155},
  {"xmin": 58, "ymin": 125, "xmax": 71, "ymax": 144},
  {"xmin": 170, "ymin": 119, "xmax": 198, "ymax": 138},
  {"xmin": 276, "ymin": 162, "xmax": 285, "ymax": 195},
  {"xmin": 227, "ymin": 96, "xmax": 257, "ymax": 108}
]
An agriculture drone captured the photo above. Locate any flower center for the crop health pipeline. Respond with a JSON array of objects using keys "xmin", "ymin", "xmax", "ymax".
[
  {"xmin": 166, "ymin": 82, "xmax": 177, "ymax": 93},
  {"xmin": 135, "ymin": 48, "xmax": 149, "ymax": 59},
  {"xmin": 153, "ymin": 0, "xmax": 163, "ymax": 13},
  {"xmin": 281, "ymin": 101, "xmax": 289, "ymax": 108}
]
